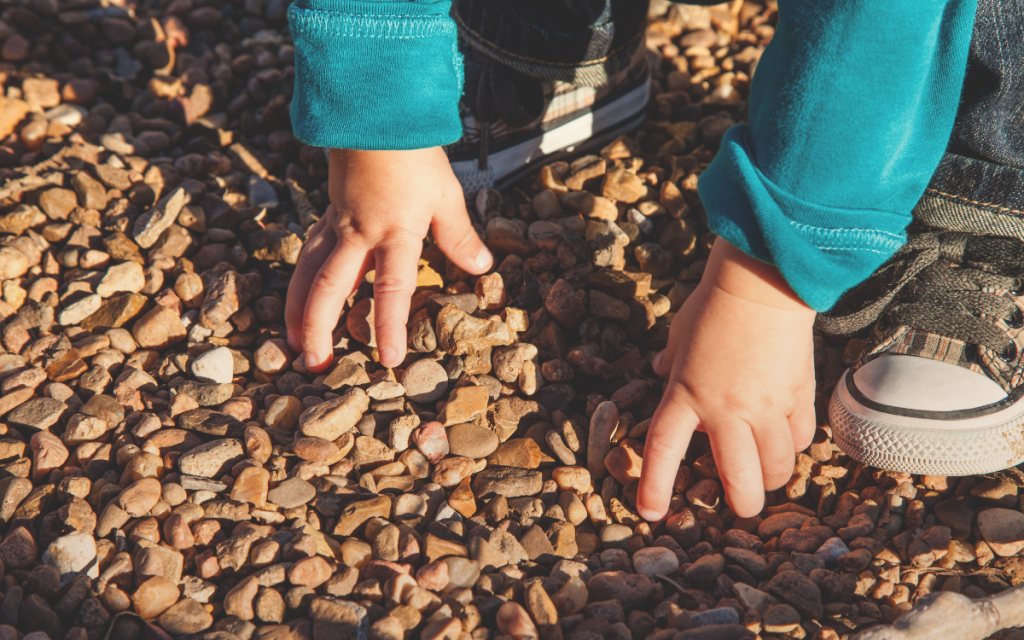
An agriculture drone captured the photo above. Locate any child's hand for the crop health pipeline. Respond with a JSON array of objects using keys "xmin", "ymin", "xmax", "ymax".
[
  {"xmin": 637, "ymin": 239, "xmax": 817, "ymax": 520},
  {"xmin": 286, "ymin": 148, "xmax": 493, "ymax": 371}
]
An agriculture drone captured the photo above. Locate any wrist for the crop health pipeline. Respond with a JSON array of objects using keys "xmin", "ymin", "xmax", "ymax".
[{"xmin": 703, "ymin": 238, "xmax": 816, "ymax": 314}]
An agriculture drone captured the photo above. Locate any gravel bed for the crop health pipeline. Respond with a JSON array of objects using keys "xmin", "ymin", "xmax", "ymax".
[{"xmin": 0, "ymin": 1, "xmax": 1019, "ymax": 640}]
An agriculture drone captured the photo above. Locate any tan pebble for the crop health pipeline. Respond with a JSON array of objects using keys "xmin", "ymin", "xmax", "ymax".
[
  {"xmin": 132, "ymin": 576, "xmax": 180, "ymax": 619},
  {"xmin": 604, "ymin": 439, "xmax": 643, "ymax": 486},
  {"xmin": 496, "ymin": 602, "xmax": 538, "ymax": 639},
  {"xmin": 552, "ymin": 466, "xmax": 592, "ymax": 493},
  {"xmin": 222, "ymin": 575, "xmax": 259, "ymax": 620},
  {"xmin": 287, "ymin": 555, "xmax": 332, "ymax": 587}
]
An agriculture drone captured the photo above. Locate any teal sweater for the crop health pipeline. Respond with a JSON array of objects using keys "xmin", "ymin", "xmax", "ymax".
[{"xmin": 288, "ymin": 0, "xmax": 978, "ymax": 311}]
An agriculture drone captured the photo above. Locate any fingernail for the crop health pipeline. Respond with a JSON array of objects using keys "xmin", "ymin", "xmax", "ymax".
[
  {"xmin": 474, "ymin": 247, "xmax": 493, "ymax": 271},
  {"xmin": 305, "ymin": 352, "xmax": 324, "ymax": 371},
  {"xmin": 638, "ymin": 508, "xmax": 663, "ymax": 523}
]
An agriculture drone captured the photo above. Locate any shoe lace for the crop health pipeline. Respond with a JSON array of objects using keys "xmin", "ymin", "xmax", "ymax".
[{"xmin": 817, "ymin": 231, "xmax": 1024, "ymax": 361}]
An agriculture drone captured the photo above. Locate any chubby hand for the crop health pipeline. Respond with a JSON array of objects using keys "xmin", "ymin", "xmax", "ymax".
[
  {"xmin": 636, "ymin": 238, "xmax": 818, "ymax": 520},
  {"xmin": 285, "ymin": 147, "xmax": 493, "ymax": 371}
]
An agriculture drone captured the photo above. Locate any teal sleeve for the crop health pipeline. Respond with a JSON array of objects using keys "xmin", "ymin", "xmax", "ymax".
[
  {"xmin": 698, "ymin": 0, "xmax": 977, "ymax": 311},
  {"xmin": 288, "ymin": 0, "xmax": 464, "ymax": 150}
]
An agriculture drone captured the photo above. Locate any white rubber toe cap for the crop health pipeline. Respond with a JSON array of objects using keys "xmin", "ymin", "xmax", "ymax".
[{"xmin": 851, "ymin": 354, "xmax": 1008, "ymax": 412}]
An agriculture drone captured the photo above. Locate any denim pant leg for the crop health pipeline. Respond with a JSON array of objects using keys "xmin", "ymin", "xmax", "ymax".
[{"xmin": 915, "ymin": 0, "xmax": 1024, "ymax": 235}]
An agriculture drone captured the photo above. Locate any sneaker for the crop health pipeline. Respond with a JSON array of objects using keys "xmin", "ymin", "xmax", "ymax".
[
  {"xmin": 822, "ymin": 229, "xmax": 1024, "ymax": 476},
  {"xmin": 446, "ymin": 14, "xmax": 651, "ymax": 196}
]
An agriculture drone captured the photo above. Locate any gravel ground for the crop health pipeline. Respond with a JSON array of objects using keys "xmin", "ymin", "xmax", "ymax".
[{"xmin": 0, "ymin": 1, "xmax": 1020, "ymax": 640}]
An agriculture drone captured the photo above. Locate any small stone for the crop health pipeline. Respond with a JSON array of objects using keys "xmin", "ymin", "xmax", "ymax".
[
  {"xmin": 685, "ymin": 553, "xmax": 725, "ymax": 586},
  {"xmin": 412, "ymin": 422, "xmax": 449, "ymax": 463},
  {"xmin": 977, "ymin": 508, "xmax": 1024, "ymax": 556},
  {"xmin": 586, "ymin": 571, "xmax": 653, "ymax": 610},
  {"xmin": 496, "ymin": 602, "xmax": 538, "ymax": 639},
  {"xmin": 300, "ymin": 391, "xmax": 369, "ymax": 440},
  {"xmin": 178, "ymin": 439, "xmax": 245, "ymax": 478},
  {"xmin": 190, "ymin": 347, "xmax": 234, "ymax": 384},
  {"xmin": 602, "ymin": 165, "xmax": 647, "ymax": 203},
  {"xmin": 31, "ymin": 431, "xmax": 68, "ymax": 481},
  {"xmin": 39, "ymin": 188, "xmax": 78, "ymax": 220},
  {"xmin": 766, "ymin": 570, "xmax": 823, "ymax": 619},
  {"xmin": 132, "ymin": 306, "xmax": 187, "ymax": 349},
  {"xmin": 230, "ymin": 467, "xmax": 270, "ymax": 506},
  {"xmin": 288, "ymin": 556, "xmax": 332, "ymax": 588},
  {"xmin": 347, "ymin": 298, "xmax": 376, "ymax": 347},
  {"xmin": 587, "ymin": 401, "xmax": 619, "ymax": 480},
  {"xmin": 447, "ymin": 423, "xmax": 499, "ymax": 459},
  {"xmin": 118, "ymin": 477, "xmax": 162, "ymax": 516},
  {"xmin": 267, "ymin": 477, "xmax": 316, "ymax": 509},
  {"xmin": 400, "ymin": 359, "xmax": 448, "ymax": 403},
  {"xmin": 545, "ymin": 279, "xmax": 587, "ymax": 328},
  {"xmin": 632, "ymin": 547, "xmax": 680, "ymax": 578},
  {"xmin": 488, "ymin": 438, "xmax": 542, "ymax": 469},
  {"xmin": 439, "ymin": 385, "xmax": 489, "ymax": 426},
  {"xmin": 157, "ymin": 597, "xmax": 213, "ymax": 635},
  {"xmin": 254, "ymin": 339, "xmax": 292, "ymax": 374},
  {"xmin": 132, "ymin": 576, "xmax": 180, "ymax": 619},
  {"xmin": 135, "ymin": 188, "xmax": 188, "ymax": 249},
  {"xmin": 8, "ymin": 398, "xmax": 66, "ymax": 430},
  {"xmin": 42, "ymin": 532, "xmax": 97, "ymax": 583},
  {"xmin": 97, "ymin": 262, "xmax": 146, "ymax": 298},
  {"xmin": 471, "ymin": 466, "xmax": 543, "ymax": 498}
]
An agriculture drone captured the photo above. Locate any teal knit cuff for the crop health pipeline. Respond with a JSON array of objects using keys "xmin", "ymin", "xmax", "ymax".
[
  {"xmin": 288, "ymin": 1, "xmax": 464, "ymax": 150},
  {"xmin": 699, "ymin": 125, "xmax": 910, "ymax": 312}
]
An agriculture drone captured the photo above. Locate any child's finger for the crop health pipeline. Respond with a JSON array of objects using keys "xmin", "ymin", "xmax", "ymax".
[
  {"xmin": 750, "ymin": 418, "xmax": 796, "ymax": 491},
  {"xmin": 285, "ymin": 222, "xmax": 337, "ymax": 352},
  {"xmin": 708, "ymin": 421, "xmax": 766, "ymax": 518},
  {"xmin": 431, "ymin": 206, "xmax": 493, "ymax": 275},
  {"xmin": 301, "ymin": 241, "xmax": 371, "ymax": 372},
  {"xmin": 372, "ymin": 234, "xmax": 423, "ymax": 368},
  {"xmin": 636, "ymin": 388, "xmax": 700, "ymax": 522},
  {"xmin": 788, "ymin": 396, "xmax": 817, "ymax": 452},
  {"xmin": 653, "ymin": 305, "xmax": 687, "ymax": 376}
]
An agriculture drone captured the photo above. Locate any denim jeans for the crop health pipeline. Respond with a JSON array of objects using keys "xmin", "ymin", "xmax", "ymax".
[{"xmin": 891, "ymin": 0, "xmax": 1024, "ymax": 236}]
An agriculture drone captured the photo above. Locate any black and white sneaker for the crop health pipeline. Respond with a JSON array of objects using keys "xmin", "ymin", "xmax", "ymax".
[
  {"xmin": 446, "ymin": 40, "xmax": 651, "ymax": 196},
  {"xmin": 821, "ymin": 229, "xmax": 1024, "ymax": 476}
]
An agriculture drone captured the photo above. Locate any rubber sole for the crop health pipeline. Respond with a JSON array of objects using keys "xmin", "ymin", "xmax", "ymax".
[
  {"xmin": 829, "ymin": 370, "xmax": 1024, "ymax": 476},
  {"xmin": 450, "ymin": 78, "xmax": 651, "ymax": 196}
]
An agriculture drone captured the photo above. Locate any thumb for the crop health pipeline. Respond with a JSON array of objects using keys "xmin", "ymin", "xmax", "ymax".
[{"xmin": 432, "ymin": 202, "xmax": 493, "ymax": 275}]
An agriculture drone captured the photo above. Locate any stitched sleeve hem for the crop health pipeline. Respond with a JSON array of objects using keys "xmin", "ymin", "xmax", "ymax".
[
  {"xmin": 288, "ymin": 2, "xmax": 463, "ymax": 150},
  {"xmin": 698, "ymin": 125, "xmax": 910, "ymax": 312}
]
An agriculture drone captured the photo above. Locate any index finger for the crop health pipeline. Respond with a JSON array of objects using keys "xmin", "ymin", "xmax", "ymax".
[{"xmin": 637, "ymin": 386, "xmax": 700, "ymax": 522}]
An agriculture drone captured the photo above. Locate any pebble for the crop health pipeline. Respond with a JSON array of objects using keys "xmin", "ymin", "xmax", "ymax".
[
  {"xmin": 399, "ymin": 359, "xmax": 449, "ymax": 403},
  {"xmin": 976, "ymin": 508, "xmax": 1024, "ymax": 556},
  {"xmin": 42, "ymin": 532, "xmax": 97, "ymax": 582},
  {"xmin": 632, "ymin": 546, "xmax": 680, "ymax": 577},
  {"xmin": 267, "ymin": 477, "xmax": 316, "ymax": 509},
  {"xmin": 190, "ymin": 347, "xmax": 235, "ymax": 384},
  {"xmin": 178, "ymin": 439, "xmax": 245, "ymax": 478},
  {"xmin": 446, "ymin": 423, "xmax": 499, "ymax": 459}
]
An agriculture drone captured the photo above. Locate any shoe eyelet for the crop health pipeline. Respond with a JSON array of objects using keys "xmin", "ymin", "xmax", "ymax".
[
  {"xmin": 965, "ymin": 343, "xmax": 981, "ymax": 364},
  {"xmin": 1010, "ymin": 308, "xmax": 1024, "ymax": 329},
  {"xmin": 1000, "ymin": 342, "xmax": 1019, "ymax": 363}
]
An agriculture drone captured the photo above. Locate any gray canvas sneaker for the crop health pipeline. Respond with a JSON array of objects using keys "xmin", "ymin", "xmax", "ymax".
[{"xmin": 823, "ymin": 229, "xmax": 1024, "ymax": 476}]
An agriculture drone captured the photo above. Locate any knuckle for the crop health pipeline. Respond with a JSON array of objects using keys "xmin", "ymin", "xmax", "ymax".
[
  {"xmin": 310, "ymin": 269, "xmax": 347, "ymax": 295},
  {"xmin": 373, "ymin": 275, "xmax": 414, "ymax": 298}
]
